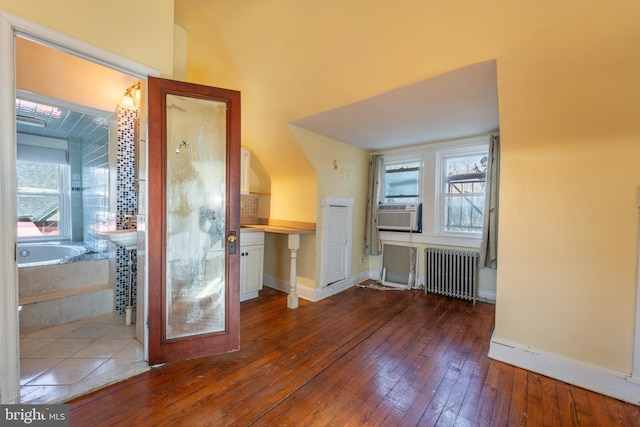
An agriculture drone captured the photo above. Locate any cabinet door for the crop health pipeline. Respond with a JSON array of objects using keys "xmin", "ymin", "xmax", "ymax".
[{"xmin": 241, "ymin": 244, "xmax": 264, "ymax": 293}]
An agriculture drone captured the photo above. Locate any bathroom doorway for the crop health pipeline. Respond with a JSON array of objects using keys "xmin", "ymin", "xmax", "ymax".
[
  {"xmin": 15, "ymin": 93, "xmax": 147, "ymax": 404},
  {"xmin": 0, "ymin": 13, "xmax": 158, "ymax": 404}
]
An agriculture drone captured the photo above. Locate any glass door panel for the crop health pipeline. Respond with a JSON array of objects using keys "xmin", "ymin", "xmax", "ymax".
[{"xmin": 165, "ymin": 94, "xmax": 227, "ymax": 339}]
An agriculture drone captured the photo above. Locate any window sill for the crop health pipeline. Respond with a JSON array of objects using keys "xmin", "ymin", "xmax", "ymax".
[{"xmin": 379, "ymin": 230, "xmax": 481, "ymax": 249}]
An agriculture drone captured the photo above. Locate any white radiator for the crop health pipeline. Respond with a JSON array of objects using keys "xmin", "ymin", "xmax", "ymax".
[{"xmin": 424, "ymin": 247, "xmax": 479, "ymax": 304}]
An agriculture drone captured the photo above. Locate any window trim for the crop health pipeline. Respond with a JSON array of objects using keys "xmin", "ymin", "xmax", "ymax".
[
  {"xmin": 380, "ymin": 153, "xmax": 423, "ymax": 206},
  {"xmin": 435, "ymin": 145, "xmax": 488, "ymax": 237},
  {"xmin": 376, "ymin": 134, "xmax": 491, "ymax": 248},
  {"xmin": 17, "ymin": 160, "xmax": 70, "ymax": 242}
]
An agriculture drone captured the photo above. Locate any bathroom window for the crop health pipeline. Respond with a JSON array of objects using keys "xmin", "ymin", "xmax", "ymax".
[{"xmin": 17, "ymin": 158, "xmax": 69, "ymax": 240}]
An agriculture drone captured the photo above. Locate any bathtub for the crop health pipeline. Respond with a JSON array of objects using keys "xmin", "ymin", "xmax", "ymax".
[
  {"xmin": 18, "ymin": 242, "xmax": 113, "ymax": 332},
  {"xmin": 17, "ymin": 243, "xmax": 87, "ymax": 267}
]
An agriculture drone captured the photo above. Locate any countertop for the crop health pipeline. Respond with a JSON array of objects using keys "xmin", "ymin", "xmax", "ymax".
[
  {"xmin": 240, "ymin": 226, "xmax": 266, "ymax": 233},
  {"xmin": 241, "ymin": 224, "xmax": 315, "ymax": 235}
]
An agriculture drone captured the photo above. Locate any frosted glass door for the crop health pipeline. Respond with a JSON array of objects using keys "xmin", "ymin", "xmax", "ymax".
[
  {"xmin": 165, "ymin": 94, "xmax": 226, "ymax": 339},
  {"xmin": 148, "ymin": 77, "xmax": 241, "ymax": 365}
]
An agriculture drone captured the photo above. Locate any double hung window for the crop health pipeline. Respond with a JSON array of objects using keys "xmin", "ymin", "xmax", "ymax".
[
  {"xmin": 382, "ymin": 159, "xmax": 421, "ymax": 205},
  {"xmin": 440, "ymin": 151, "xmax": 487, "ymax": 234}
]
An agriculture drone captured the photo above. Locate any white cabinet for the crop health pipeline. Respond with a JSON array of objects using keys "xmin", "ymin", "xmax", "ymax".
[
  {"xmin": 241, "ymin": 149, "xmax": 250, "ymax": 195},
  {"xmin": 240, "ymin": 230, "xmax": 264, "ymax": 301}
]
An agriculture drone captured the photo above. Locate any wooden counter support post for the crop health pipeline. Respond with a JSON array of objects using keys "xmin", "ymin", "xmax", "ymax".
[{"xmin": 287, "ymin": 233, "xmax": 300, "ymax": 309}]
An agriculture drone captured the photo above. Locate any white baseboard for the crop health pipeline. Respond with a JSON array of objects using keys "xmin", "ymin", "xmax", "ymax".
[
  {"xmin": 263, "ymin": 272, "xmax": 371, "ymax": 302},
  {"xmin": 489, "ymin": 334, "xmax": 640, "ymax": 405},
  {"xmin": 478, "ymin": 287, "xmax": 496, "ymax": 303}
]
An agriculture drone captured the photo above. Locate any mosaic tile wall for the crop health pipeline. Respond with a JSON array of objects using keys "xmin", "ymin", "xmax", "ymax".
[
  {"xmin": 240, "ymin": 194, "xmax": 260, "ymax": 223},
  {"xmin": 115, "ymin": 106, "xmax": 138, "ymax": 314}
]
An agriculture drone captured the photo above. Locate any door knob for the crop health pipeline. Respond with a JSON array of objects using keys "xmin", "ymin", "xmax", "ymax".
[{"xmin": 227, "ymin": 231, "xmax": 237, "ymax": 254}]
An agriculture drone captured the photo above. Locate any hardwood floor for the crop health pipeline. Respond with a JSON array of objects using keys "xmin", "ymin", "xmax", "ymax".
[{"xmin": 68, "ymin": 285, "xmax": 640, "ymax": 426}]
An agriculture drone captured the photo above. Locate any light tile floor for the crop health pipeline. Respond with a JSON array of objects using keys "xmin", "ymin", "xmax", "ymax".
[{"xmin": 20, "ymin": 313, "xmax": 149, "ymax": 404}]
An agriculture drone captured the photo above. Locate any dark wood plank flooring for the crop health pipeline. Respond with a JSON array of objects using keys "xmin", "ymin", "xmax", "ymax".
[{"xmin": 68, "ymin": 285, "xmax": 640, "ymax": 426}]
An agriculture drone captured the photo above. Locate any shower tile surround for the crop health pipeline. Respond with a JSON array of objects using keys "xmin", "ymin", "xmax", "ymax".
[{"xmin": 80, "ymin": 116, "xmax": 110, "ymax": 252}]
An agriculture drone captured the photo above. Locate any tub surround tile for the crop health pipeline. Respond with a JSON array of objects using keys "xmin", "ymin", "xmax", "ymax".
[
  {"xmin": 19, "ymin": 289, "xmax": 114, "ymax": 332},
  {"xmin": 19, "ymin": 258, "xmax": 113, "ymax": 332},
  {"xmin": 59, "ymin": 289, "xmax": 114, "ymax": 324},
  {"xmin": 19, "ymin": 260, "xmax": 109, "ymax": 297}
]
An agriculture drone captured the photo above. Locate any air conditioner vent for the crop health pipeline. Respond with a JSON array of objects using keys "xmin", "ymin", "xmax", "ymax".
[{"xmin": 377, "ymin": 203, "xmax": 421, "ymax": 232}]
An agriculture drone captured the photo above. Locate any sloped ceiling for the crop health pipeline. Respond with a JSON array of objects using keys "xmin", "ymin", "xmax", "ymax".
[{"xmin": 290, "ymin": 60, "xmax": 499, "ymax": 150}]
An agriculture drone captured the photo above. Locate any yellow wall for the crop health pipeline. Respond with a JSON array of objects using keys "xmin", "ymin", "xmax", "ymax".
[
  {"xmin": 291, "ymin": 126, "xmax": 372, "ymax": 282},
  {"xmin": 498, "ymin": 138, "xmax": 640, "ymax": 370},
  {"xmin": 176, "ymin": 0, "xmax": 640, "ymax": 376},
  {"xmin": 0, "ymin": 0, "xmax": 175, "ymax": 77}
]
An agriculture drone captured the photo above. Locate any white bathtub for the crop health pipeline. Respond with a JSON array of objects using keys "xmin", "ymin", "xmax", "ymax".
[{"xmin": 17, "ymin": 243, "xmax": 87, "ymax": 267}]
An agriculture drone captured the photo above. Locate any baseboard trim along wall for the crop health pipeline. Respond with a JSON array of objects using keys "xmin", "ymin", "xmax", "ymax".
[
  {"xmin": 263, "ymin": 272, "xmax": 369, "ymax": 302},
  {"xmin": 263, "ymin": 269, "xmax": 497, "ymax": 304},
  {"xmin": 489, "ymin": 333, "xmax": 640, "ymax": 405},
  {"xmin": 477, "ymin": 288, "xmax": 496, "ymax": 303}
]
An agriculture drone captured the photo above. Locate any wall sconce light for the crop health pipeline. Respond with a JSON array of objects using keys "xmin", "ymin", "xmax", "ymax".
[{"xmin": 121, "ymin": 82, "xmax": 141, "ymax": 109}]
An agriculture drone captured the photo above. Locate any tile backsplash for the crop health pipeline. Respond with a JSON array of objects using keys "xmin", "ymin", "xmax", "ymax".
[{"xmin": 241, "ymin": 194, "xmax": 270, "ymax": 224}]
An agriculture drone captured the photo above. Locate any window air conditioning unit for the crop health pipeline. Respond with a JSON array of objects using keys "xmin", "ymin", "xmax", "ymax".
[{"xmin": 376, "ymin": 203, "xmax": 421, "ymax": 232}]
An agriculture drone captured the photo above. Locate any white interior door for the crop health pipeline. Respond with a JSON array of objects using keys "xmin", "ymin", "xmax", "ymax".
[{"xmin": 322, "ymin": 203, "xmax": 351, "ymax": 286}]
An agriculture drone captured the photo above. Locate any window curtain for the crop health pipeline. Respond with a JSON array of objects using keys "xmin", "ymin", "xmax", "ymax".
[
  {"xmin": 480, "ymin": 135, "xmax": 500, "ymax": 268},
  {"xmin": 364, "ymin": 154, "xmax": 382, "ymax": 255}
]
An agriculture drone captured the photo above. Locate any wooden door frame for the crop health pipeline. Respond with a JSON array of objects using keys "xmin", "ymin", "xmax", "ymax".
[
  {"xmin": 0, "ymin": 11, "xmax": 157, "ymax": 403},
  {"xmin": 633, "ymin": 191, "xmax": 640, "ymax": 381}
]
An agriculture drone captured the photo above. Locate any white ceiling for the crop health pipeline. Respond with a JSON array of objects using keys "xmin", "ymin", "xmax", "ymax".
[{"xmin": 290, "ymin": 60, "xmax": 499, "ymax": 151}]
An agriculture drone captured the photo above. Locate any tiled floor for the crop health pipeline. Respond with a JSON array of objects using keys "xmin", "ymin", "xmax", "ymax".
[{"xmin": 20, "ymin": 313, "xmax": 148, "ymax": 404}]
